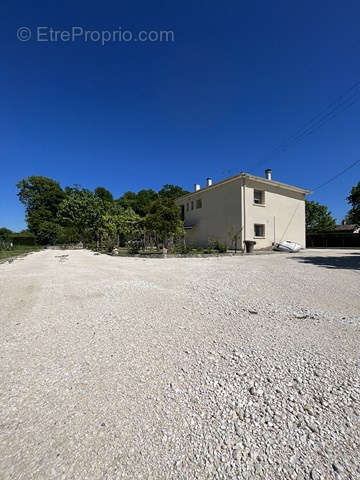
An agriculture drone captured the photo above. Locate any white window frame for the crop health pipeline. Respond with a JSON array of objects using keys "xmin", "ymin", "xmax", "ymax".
[
  {"xmin": 254, "ymin": 224, "xmax": 265, "ymax": 238},
  {"xmin": 253, "ymin": 189, "xmax": 265, "ymax": 206}
]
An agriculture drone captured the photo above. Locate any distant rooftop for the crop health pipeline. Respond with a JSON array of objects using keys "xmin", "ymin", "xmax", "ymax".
[{"xmin": 335, "ymin": 224, "xmax": 359, "ymax": 232}]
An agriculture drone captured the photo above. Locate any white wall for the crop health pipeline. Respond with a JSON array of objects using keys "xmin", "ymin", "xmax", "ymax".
[
  {"xmin": 244, "ymin": 179, "xmax": 306, "ymax": 249},
  {"xmin": 178, "ymin": 178, "xmax": 243, "ymax": 248}
]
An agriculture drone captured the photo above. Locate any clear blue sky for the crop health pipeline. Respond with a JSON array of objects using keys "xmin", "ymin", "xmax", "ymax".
[{"xmin": 1, "ymin": 0, "xmax": 360, "ymax": 231}]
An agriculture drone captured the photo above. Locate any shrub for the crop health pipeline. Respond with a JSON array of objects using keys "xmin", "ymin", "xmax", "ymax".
[
  {"xmin": 215, "ymin": 241, "xmax": 227, "ymax": 253},
  {"xmin": 127, "ymin": 240, "xmax": 142, "ymax": 254}
]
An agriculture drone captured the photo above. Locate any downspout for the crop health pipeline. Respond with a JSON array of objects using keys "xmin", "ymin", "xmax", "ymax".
[
  {"xmin": 241, "ymin": 178, "xmax": 246, "ymax": 249},
  {"xmin": 273, "ymin": 216, "xmax": 276, "ymax": 244}
]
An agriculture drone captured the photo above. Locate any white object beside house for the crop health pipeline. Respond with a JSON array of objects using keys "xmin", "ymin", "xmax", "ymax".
[
  {"xmin": 176, "ymin": 169, "xmax": 312, "ymax": 251},
  {"xmin": 274, "ymin": 240, "xmax": 302, "ymax": 253}
]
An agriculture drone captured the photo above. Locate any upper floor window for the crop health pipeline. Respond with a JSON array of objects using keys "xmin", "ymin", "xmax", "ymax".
[
  {"xmin": 186, "ymin": 203, "xmax": 189, "ymax": 211},
  {"xmin": 191, "ymin": 201, "xmax": 194, "ymax": 210},
  {"xmin": 196, "ymin": 198, "xmax": 202, "ymax": 209},
  {"xmin": 254, "ymin": 189, "xmax": 265, "ymax": 205}
]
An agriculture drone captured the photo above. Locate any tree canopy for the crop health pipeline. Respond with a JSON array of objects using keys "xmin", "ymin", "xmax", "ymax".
[
  {"xmin": 116, "ymin": 185, "xmax": 188, "ymax": 217},
  {"xmin": 17, "ymin": 176, "xmax": 65, "ymax": 216},
  {"xmin": 145, "ymin": 197, "xmax": 184, "ymax": 247},
  {"xmin": 16, "ymin": 176, "xmax": 66, "ymax": 244},
  {"xmin": 305, "ymin": 200, "xmax": 336, "ymax": 233},
  {"xmin": 158, "ymin": 184, "xmax": 189, "ymax": 201},
  {"xmin": 57, "ymin": 187, "xmax": 107, "ymax": 238},
  {"xmin": 15, "ymin": 176, "xmax": 187, "ymax": 247},
  {"xmin": 94, "ymin": 186, "xmax": 114, "ymax": 203}
]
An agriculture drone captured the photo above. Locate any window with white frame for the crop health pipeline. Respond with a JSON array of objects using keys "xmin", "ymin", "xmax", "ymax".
[
  {"xmin": 254, "ymin": 224, "xmax": 265, "ymax": 237},
  {"xmin": 254, "ymin": 189, "xmax": 265, "ymax": 205},
  {"xmin": 191, "ymin": 201, "xmax": 194, "ymax": 210},
  {"xmin": 196, "ymin": 198, "xmax": 202, "ymax": 209}
]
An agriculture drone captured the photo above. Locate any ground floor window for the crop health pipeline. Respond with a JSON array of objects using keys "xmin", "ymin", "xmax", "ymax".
[{"xmin": 254, "ymin": 224, "xmax": 265, "ymax": 237}]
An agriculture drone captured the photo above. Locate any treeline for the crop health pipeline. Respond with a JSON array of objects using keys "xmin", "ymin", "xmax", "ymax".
[
  {"xmin": 305, "ymin": 181, "xmax": 360, "ymax": 233},
  {"xmin": 15, "ymin": 176, "xmax": 189, "ymax": 249}
]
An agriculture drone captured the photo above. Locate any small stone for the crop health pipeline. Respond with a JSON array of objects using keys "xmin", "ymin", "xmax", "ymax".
[
  {"xmin": 310, "ymin": 467, "xmax": 323, "ymax": 480},
  {"xmin": 332, "ymin": 462, "xmax": 344, "ymax": 473}
]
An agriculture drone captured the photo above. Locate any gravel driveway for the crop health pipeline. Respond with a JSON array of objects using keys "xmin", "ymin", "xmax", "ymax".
[{"xmin": 0, "ymin": 249, "xmax": 359, "ymax": 479}]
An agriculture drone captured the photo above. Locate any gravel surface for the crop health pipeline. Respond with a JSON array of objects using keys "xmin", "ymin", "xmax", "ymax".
[{"xmin": 0, "ymin": 248, "xmax": 359, "ymax": 480}]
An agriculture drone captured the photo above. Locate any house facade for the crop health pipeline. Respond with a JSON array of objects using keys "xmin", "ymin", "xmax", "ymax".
[{"xmin": 176, "ymin": 170, "xmax": 311, "ymax": 250}]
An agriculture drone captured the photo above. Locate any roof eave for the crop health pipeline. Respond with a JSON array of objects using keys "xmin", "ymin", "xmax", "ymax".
[{"xmin": 176, "ymin": 172, "xmax": 312, "ymax": 201}]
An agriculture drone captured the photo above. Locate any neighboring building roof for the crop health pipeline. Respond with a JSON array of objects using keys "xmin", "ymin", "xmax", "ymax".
[
  {"xmin": 335, "ymin": 224, "xmax": 360, "ymax": 232},
  {"xmin": 176, "ymin": 172, "xmax": 312, "ymax": 202}
]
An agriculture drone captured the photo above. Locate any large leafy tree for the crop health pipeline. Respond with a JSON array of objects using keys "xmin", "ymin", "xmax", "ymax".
[
  {"xmin": 57, "ymin": 187, "xmax": 107, "ymax": 241},
  {"xmin": 99, "ymin": 208, "xmax": 142, "ymax": 243},
  {"xmin": 17, "ymin": 176, "xmax": 65, "ymax": 216},
  {"xmin": 94, "ymin": 186, "xmax": 114, "ymax": 203},
  {"xmin": 346, "ymin": 181, "xmax": 360, "ymax": 226},
  {"xmin": 17, "ymin": 176, "xmax": 65, "ymax": 244},
  {"xmin": 158, "ymin": 184, "xmax": 189, "ymax": 201},
  {"xmin": 305, "ymin": 200, "xmax": 336, "ymax": 233},
  {"xmin": 145, "ymin": 198, "xmax": 184, "ymax": 247},
  {"xmin": 116, "ymin": 185, "xmax": 188, "ymax": 217},
  {"xmin": 116, "ymin": 189, "xmax": 158, "ymax": 216}
]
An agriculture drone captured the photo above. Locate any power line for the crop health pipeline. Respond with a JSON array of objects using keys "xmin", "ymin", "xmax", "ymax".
[
  {"xmin": 278, "ymin": 94, "xmax": 360, "ymax": 154},
  {"xmin": 312, "ymin": 157, "xmax": 360, "ymax": 192},
  {"xmin": 254, "ymin": 79, "xmax": 360, "ymax": 168},
  {"xmin": 279, "ymin": 81, "xmax": 360, "ymax": 147}
]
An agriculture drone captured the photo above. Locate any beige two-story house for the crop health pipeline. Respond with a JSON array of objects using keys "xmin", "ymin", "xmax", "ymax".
[{"xmin": 176, "ymin": 169, "xmax": 311, "ymax": 250}]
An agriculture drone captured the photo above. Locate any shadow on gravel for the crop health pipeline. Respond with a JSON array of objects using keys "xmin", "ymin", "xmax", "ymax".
[{"xmin": 291, "ymin": 254, "xmax": 360, "ymax": 271}]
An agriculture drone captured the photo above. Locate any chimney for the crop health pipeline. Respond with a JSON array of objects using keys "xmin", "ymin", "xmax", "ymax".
[
  {"xmin": 206, "ymin": 177, "xmax": 212, "ymax": 187},
  {"xmin": 265, "ymin": 169, "xmax": 272, "ymax": 180},
  {"xmin": 194, "ymin": 183, "xmax": 201, "ymax": 191}
]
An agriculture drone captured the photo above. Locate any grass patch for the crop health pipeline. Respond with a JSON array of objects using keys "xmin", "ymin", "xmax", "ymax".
[{"xmin": 0, "ymin": 245, "xmax": 42, "ymax": 261}]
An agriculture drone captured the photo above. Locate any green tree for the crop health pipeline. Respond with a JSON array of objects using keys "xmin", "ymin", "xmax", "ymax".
[
  {"xmin": 16, "ymin": 176, "xmax": 65, "ymax": 244},
  {"xmin": 305, "ymin": 200, "xmax": 336, "ymax": 233},
  {"xmin": 346, "ymin": 181, "xmax": 360, "ymax": 226},
  {"xmin": 116, "ymin": 185, "xmax": 188, "ymax": 217},
  {"xmin": 94, "ymin": 186, "xmax": 114, "ymax": 203},
  {"xmin": 116, "ymin": 189, "xmax": 158, "ymax": 216},
  {"xmin": 158, "ymin": 184, "xmax": 189, "ymax": 201},
  {"xmin": 145, "ymin": 198, "xmax": 184, "ymax": 248},
  {"xmin": 17, "ymin": 176, "xmax": 65, "ymax": 216},
  {"xmin": 35, "ymin": 221, "xmax": 60, "ymax": 245},
  {"xmin": 99, "ymin": 208, "xmax": 142, "ymax": 247},
  {"xmin": 57, "ymin": 188, "xmax": 106, "ymax": 242},
  {"xmin": 0, "ymin": 227, "xmax": 13, "ymax": 241}
]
